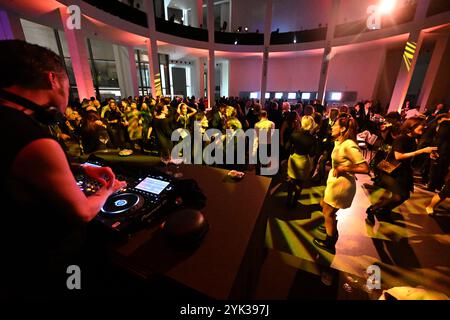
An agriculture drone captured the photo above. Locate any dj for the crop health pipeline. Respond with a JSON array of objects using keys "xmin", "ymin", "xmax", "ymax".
[{"xmin": 0, "ymin": 40, "xmax": 126, "ymax": 298}]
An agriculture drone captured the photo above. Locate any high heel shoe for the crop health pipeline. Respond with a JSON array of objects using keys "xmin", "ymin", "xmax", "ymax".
[
  {"xmin": 366, "ymin": 212, "xmax": 376, "ymax": 225},
  {"xmin": 366, "ymin": 205, "xmax": 375, "ymax": 214},
  {"xmin": 317, "ymin": 224, "xmax": 326, "ymax": 234},
  {"xmin": 316, "ymin": 225, "xmax": 339, "ymax": 238},
  {"xmin": 372, "ymin": 207, "xmax": 391, "ymax": 215},
  {"xmin": 313, "ymin": 235, "xmax": 337, "ymax": 254}
]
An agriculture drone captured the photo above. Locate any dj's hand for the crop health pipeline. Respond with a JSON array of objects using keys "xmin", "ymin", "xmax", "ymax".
[
  {"xmin": 110, "ymin": 179, "xmax": 127, "ymax": 193},
  {"xmin": 83, "ymin": 165, "xmax": 116, "ymax": 188}
]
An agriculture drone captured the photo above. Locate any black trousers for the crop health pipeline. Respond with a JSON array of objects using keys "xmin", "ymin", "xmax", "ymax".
[{"xmin": 255, "ymin": 144, "xmax": 272, "ymax": 176}]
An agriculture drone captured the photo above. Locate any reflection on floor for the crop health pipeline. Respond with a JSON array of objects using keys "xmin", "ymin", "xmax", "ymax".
[
  {"xmin": 256, "ymin": 173, "xmax": 450, "ymax": 300},
  {"xmin": 76, "ymin": 151, "xmax": 449, "ymax": 299}
]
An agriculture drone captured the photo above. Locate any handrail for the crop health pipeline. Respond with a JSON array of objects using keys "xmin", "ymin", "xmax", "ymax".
[
  {"xmin": 81, "ymin": 0, "xmax": 448, "ymax": 46},
  {"xmin": 155, "ymin": 18, "xmax": 208, "ymax": 42},
  {"xmin": 215, "ymin": 31, "xmax": 264, "ymax": 45},
  {"xmin": 270, "ymin": 28, "xmax": 327, "ymax": 45},
  {"xmin": 83, "ymin": 0, "xmax": 148, "ymax": 28}
]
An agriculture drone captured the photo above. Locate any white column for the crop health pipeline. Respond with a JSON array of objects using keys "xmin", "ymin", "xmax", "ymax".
[
  {"xmin": 0, "ymin": 10, "xmax": 25, "ymax": 40},
  {"xmin": 198, "ymin": 57, "xmax": 206, "ymax": 98},
  {"xmin": 59, "ymin": 7, "xmax": 95, "ymax": 100},
  {"xmin": 128, "ymin": 46, "xmax": 140, "ymax": 97},
  {"xmin": 207, "ymin": 0, "xmax": 215, "ymax": 108},
  {"xmin": 144, "ymin": 0, "xmax": 161, "ymax": 97},
  {"xmin": 220, "ymin": 60, "xmax": 229, "ymax": 97},
  {"xmin": 146, "ymin": 39, "xmax": 161, "ymax": 97},
  {"xmin": 113, "ymin": 44, "xmax": 138, "ymax": 98},
  {"xmin": 317, "ymin": 0, "xmax": 340, "ymax": 104},
  {"xmin": 388, "ymin": 0, "xmax": 431, "ymax": 112},
  {"xmin": 417, "ymin": 36, "xmax": 449, "ymax": 111},
  {"xmin": 317, "ymin": 47, "xmax": 332, "ymax": 104},
  {"xmin": 260, "ymin": 0, "xmax": 273, "ymax": 106},
  {"xmin": 164, "ymin": 0, "xmax": 170, "ymax": 20},
  {"xmin": 388, "ymin": 30, "xmax": 425, "ymax": 112}
]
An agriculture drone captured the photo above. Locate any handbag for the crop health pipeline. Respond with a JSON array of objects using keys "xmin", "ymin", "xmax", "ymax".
[{"xmin": 376, "ymin": 147, "xmax": 400, "ymax": 175}]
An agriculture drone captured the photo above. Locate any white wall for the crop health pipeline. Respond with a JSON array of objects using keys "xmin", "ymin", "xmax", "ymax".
[
  {"xmin": 231, "ymin": 0, "xmax": 265, "ymax": 33},
  {"xmin": 228, "ymin": 54, "xmax": 322, "ymax": 95},
  {"xmin": 228, "ymin": 57, "xmax": 262, "ymax": 96},
  {"xmin": 89, "ymin": 38, "xmax": 115, "ymax": 60},
  {"xmin": 220, "ymin": 60, "xmax": 229, "ymax": 97},
  {"xmin": 228, "ymin": 47, "xmax": 385, "ymax": 101},
  {"xmin": 113, "ymin": 44, "xmax": 136, "ymax": 97},
  {"xmin": 267, "ymin": 55, "xmax": 322, "ymax": 91},
  {"xmin": 189, "ymin": 61, "xmax": 199, "ymax": 97},
  {"xmin": 327, "ymin": 47, "xmax": 385, "ymax": 101},
  {"xmin": 20, "ymin": 18, "xmax": 59, "ymax": 54},
  {"xmin": 272, "ymin": 0, "xmax": 332, "ymax": 32}
]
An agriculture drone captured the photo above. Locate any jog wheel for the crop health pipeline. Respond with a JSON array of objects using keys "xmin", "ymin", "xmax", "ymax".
[{"xmin": 101, "ymin": 193, "xmax": 144, "ymax": 215}]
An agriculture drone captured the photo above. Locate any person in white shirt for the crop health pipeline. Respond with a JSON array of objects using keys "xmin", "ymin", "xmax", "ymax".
[
  {"xmin": 254, "ymin": 110, "xmax": 275, "ymax": 175},
  {"xmin": 405, "ymin": 105, "xmax": 422, "ymax": 119}
]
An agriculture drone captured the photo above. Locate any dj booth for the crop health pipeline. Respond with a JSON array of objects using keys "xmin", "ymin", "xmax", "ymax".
[{"xmin": 82, "ymin": 155, "xmax": 272, "ymax": 300}]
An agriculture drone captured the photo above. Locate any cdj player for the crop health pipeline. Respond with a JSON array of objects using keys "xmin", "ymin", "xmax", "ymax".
[{"xmin": 75, "ymin": 158, "xmax": 176, "ymax": 236}]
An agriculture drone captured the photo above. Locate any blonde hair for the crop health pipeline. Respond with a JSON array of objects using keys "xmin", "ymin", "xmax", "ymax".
[{"xmin": 301, "ymin": 115, "xmax": 316, "ymax": 133}]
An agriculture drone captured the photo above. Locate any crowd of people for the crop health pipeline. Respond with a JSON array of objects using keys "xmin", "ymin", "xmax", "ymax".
[
  {"xmin": 56, "ymin": 95, "xmax": 450, "ymax": 243},
  {"xmin": 1, "ymin": 39, "xmax": 449, "ymax": 298}
]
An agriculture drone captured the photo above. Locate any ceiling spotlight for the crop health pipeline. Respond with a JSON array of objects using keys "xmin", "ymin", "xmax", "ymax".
[
  {"xmin": 378, "ymin": 0, "xmax": 396, "ymax": 14},
  {"xmin": 244, "ymin": 27, "xmax": 248, "ymax": 32}
]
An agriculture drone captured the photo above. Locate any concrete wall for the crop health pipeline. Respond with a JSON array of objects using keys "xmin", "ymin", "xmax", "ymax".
[
  {"xmin": 228, "ymin": 46, "xmax": 386, "ymax": 102},
  {"xmin": 427, "ymin": 38, "xmax": 450, "ymax": 106},
  {"xmin": 375, "ymin": 47, "xmax": 404, "ymax": 112},
  {"xmin": 228, "ymin": 57, "xmax": 262, "ymax": 96},
  {"xmin": 327, "ymin": 47, "xmax": 385, "ymax": 101}
]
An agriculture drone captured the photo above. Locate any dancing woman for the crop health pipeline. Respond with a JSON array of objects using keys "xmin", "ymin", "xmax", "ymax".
[
  {"xmin": 313, "ymin": 114, "xmax": 369, "ymax": 253},
  {"xmin": 367, "ymin": 117, "xmax": 436, "ymax": 222}
]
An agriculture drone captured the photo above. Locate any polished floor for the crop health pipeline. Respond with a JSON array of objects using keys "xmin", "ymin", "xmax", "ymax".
[
  {"xmin": 255, "ymin": 169, "xmax": 450, "ymax": 300},
  {"xmin": 73, "ymin": 147, "xmax": 450, "ymax": 299}
]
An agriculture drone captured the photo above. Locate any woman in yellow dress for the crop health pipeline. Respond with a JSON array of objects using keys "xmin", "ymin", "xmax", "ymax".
[
  {"xmin": 313, "ymin": 114, "xmax": 369, "ymax": 253},
  {"xmin": 285, "ymin": 116, "xmax": 318, "ymax": 208}
]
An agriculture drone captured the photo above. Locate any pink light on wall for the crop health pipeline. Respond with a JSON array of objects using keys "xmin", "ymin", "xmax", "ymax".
[
  {"xmin": 83, "ymin": 15, "xmax": 148, "ymax": 46},
  {"xmin": 215, "ymin": 51, "xmax": 263, "ymax": 59},
  {"xmin": 378, "ymin": 0, "xmax": 397, "ymax": 14},
  {"xmin": 59, "ymin": 7, "xmax": 95, "ymax": 100}
]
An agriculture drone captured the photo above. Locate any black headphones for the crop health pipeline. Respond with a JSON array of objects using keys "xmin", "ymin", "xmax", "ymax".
[{"xmin": 0, "ymin": 89, "xmax": 65, "ymax": 125}]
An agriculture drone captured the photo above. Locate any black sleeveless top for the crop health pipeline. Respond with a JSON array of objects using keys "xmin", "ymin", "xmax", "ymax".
[{"xmin": 0, "ymin": 106, "xmax": 85, "ymax": 297}]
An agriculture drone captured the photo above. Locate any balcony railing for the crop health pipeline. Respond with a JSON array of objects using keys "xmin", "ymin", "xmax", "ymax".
[
  {"xmin": 215, "ymin": 31, "xmax": 264, "ymax": 45},
  {"xmin": 270, "ymin": 28, "xmax": 327, "ymax": 45},
  {"xmin": 81, "ymin": 0, "xmax": 447, "ymax": 46},
  {"xmin": 83, "ymin": 0, "xmax": 147, "ymax": 28},
  {"xmin": 155, "ymin": 18, "xmax": 208, "ymax": 42}
]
